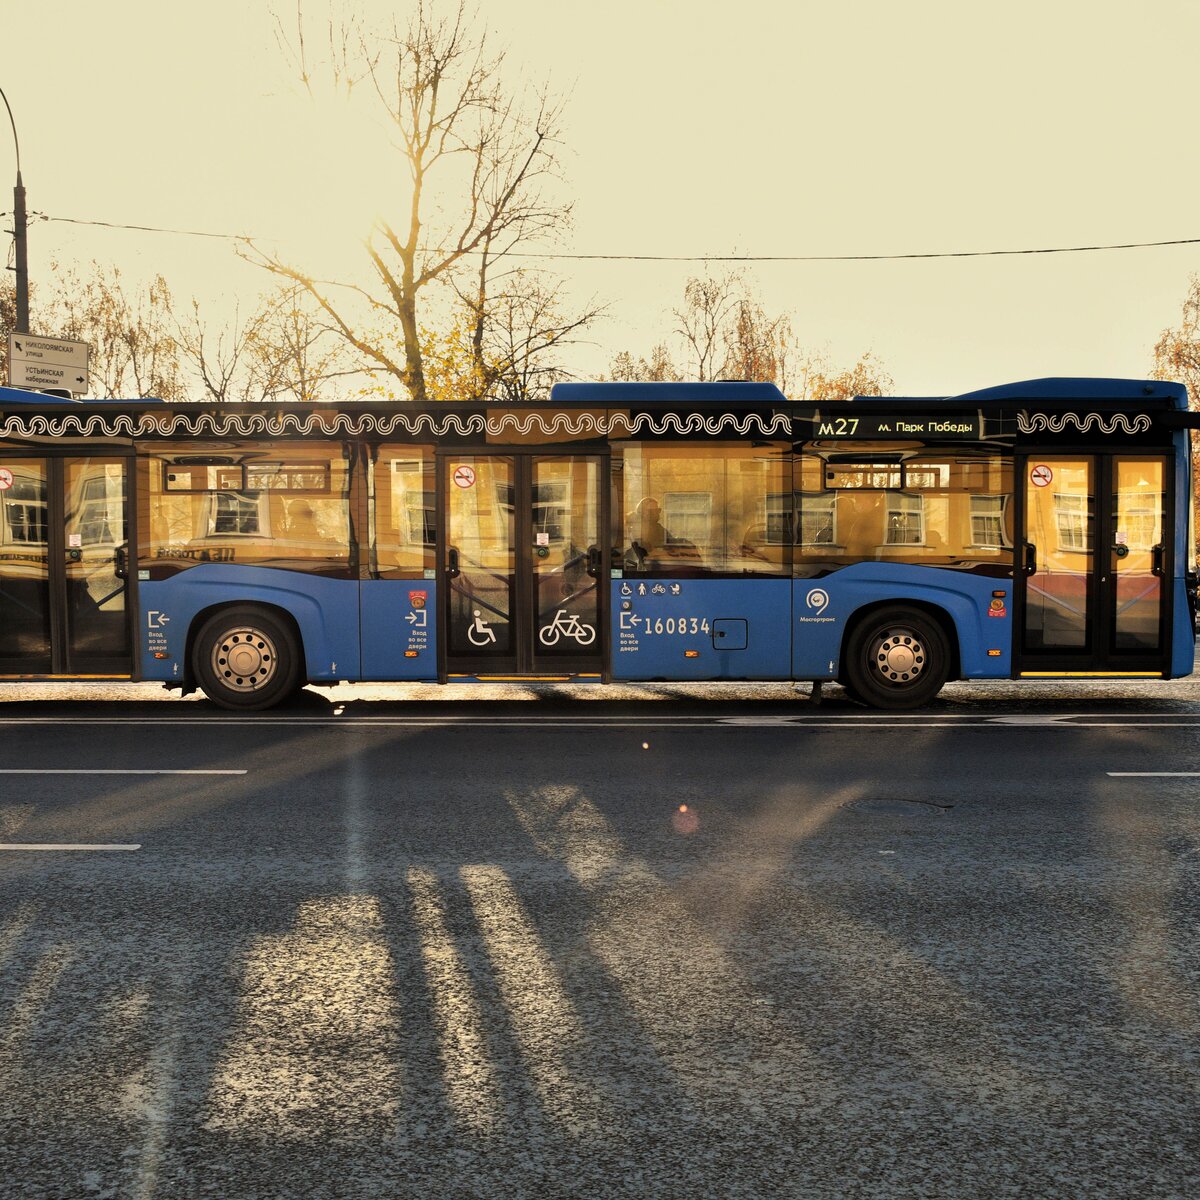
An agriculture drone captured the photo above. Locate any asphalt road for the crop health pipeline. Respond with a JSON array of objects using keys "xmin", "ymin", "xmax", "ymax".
[{"xmin": 1, "ymin": 678, "xmax": 1198, "ymax": 1198}]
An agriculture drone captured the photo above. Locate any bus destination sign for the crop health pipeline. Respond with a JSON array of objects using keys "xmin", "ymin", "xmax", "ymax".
[{"xmin": 807, "ymin": 412, "xmax": 982, "ymax": 440}]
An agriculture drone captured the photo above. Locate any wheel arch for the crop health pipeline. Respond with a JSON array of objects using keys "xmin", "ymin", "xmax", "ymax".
[
  {"xmin": 184, "ymin": 600, "xmax": 307, "ymax": 689},
  {"xmin": 839, "ymin": 597, "xmax": 962, "ymax": 683}
]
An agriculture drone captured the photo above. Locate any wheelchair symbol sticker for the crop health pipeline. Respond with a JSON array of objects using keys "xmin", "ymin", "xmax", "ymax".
[{"xmin": 468, "ymin": 610, "xmax": 496, "ymax": 645}]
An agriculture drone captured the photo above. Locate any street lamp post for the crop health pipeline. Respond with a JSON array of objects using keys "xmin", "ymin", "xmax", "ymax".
[{"xmin": 1, "ymin": 85, "xmax": 29, "ymax": 334}]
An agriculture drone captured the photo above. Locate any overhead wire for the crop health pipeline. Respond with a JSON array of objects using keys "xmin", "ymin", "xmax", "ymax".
[{"xmin": 15, "ymin": 212, "xmax": 1200, "ymax": 263}]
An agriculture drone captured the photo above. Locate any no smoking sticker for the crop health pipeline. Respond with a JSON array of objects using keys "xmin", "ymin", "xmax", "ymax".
[
  {"xmin": 0, "ymin": 468, "xmax": 12, "ymax": 491},
  {"xmin": 453, "ymin": 464, "xmax": 476, "ymax": 489},
  {"xmin": 1030, "ymin": 464, "xmax": 1053, "ymax": 488}
]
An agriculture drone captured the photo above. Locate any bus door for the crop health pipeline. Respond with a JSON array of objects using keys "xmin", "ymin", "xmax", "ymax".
[
  {"xmin": 441, "ymin": 453, "xmax": 605, "ymax": 676},
  {"xmin": 1016, "ymin": 454, "xmax": 1171, "ymax": 675},
  {"xmin": 0, "ymin": 455, "xmax": 133, "ymax": 677}
]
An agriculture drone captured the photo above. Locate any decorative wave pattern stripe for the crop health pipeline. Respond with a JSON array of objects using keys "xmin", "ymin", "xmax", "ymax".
[
  {"xmin": 605, "ymin": 411, "xmax": 792, "ymax": 436},
  {"xmin": 1017, "ymin": 411, "xmax": 1152, "ymax": 435},
  {"xmin": 0, "ymin": 409, "xmax": 794, "ymax": 441}
]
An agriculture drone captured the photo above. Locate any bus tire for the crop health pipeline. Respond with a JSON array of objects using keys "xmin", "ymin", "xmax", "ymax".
[
  {"xmin": 844, "ymin": 606, "xmax": 950, "ymax": 710},
  {"xmin": 192, "ymin": 606, "xmax": 303, "ymax": 711}
]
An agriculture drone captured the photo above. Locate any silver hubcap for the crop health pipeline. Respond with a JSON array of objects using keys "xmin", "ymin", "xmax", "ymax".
[
  {"xmin": 870, "ymin": 628, "xmax": 925, "ymax": 686},
  {"xmin": 211, "ymin": 627, "xmax": 278, "ymax": 692}
]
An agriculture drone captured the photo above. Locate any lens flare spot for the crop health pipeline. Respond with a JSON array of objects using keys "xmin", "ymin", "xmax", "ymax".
[
  {"xmin": 671, "ymin": 806, "xmax": 700, "ymax": 835},
  {"xmin": 642, "ymin": 742, "xmax": 649, "ymax": 750}
]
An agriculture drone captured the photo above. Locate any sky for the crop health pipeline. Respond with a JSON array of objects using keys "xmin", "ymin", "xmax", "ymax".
[{"xmin": 2, "ymin": 0, "xmax": 1199, "ymax": 397}]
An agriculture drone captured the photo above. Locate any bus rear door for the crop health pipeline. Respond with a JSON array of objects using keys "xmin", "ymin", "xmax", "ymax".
[{"xmin": 1016, "ymin": 453, "xmax": 1171, "ymax": 677}]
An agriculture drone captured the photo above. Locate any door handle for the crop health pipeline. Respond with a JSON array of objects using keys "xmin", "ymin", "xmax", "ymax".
[
  {"xmin": 114, "ymin": 544, "xmax": 128, "ymax": 580},
  {"xmin": 447, "ymin": 546, "xmax": 460, "ymax": 579},
  {"xmin": 1151, "ymin": 543, "xmax": 1165, "ymax": 578},
  {"xmin": 586, "ymin": 545, "xmax": 601, "ymax": 578},
  {"xmin": 1023, "ymin": 542, "xmax": 1037, "ymax": 577}
]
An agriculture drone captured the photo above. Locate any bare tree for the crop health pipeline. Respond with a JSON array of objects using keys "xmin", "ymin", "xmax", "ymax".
[
  {"xmin": 179, "ymin": 287, "xmax": 360, "ymax": 404},
  {"xmin": 483, "ymin": 271, "xmax": 603, "ymax": 400},
  {"xmin": 253, "ymin": 287, "xmax": 361, "ymax": 403},
  {"xmin": 178, "ymin": 298, "xmax": 273, "ymax": 404},
  {"xmin": 254, "ymin": 1, "xmax": 591, "ymax": 401},
  {"xmin": 610, "ymin": 273, "xmax": 890, "ymax": 399},
  {"xmin": 673, "ymin": 275, "xmax": 740, "ymax": 382},
  {"xmin": 721, "ymin": 293, "xmax": 797, "ymax": 391}
]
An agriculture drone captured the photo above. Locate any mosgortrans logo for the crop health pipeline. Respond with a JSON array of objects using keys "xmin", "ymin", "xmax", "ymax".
[{"xmin": 799, "ymin": 587, "xmax": 836, "ymax": 623}]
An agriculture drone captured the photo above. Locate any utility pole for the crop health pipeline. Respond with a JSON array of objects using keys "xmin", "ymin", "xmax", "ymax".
[{"xmin": 1, "ymin": 86, "xmax": 28, "ymax": 334}]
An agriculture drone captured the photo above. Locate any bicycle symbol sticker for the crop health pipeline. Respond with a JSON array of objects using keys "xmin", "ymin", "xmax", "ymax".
[
  {"xmin": 539, "ymin": 609, "xmax": 596, "ymax": 646},
  {"xmin": 453, "ymin": 464, "xmax": 477, "ymax": 489}
]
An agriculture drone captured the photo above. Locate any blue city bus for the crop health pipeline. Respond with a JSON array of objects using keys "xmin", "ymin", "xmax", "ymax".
[{"xmin": 0, "ymin": 377, "xmax": 1194, "ymax": 709}]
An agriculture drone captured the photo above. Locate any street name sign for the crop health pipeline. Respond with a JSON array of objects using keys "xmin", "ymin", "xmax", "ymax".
[{"xmin": 7, "ymin": 334, "xmax": 91, "ymax": 394}]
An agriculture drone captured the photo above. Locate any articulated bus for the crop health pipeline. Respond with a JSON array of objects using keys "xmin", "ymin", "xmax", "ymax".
[{"xmin": 0, "ymin": 377, "xmax": 1195, "ymax": 709}]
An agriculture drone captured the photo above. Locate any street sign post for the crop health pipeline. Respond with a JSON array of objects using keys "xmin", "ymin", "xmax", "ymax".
[{"xmin": 7, "ymin": 333, "xmax": 91, "ymax": 394}]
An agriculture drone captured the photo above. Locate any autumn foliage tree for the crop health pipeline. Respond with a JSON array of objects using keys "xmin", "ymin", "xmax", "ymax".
[
  {"xmin": 2, "ymin": 262, "xmax": 359, "ymax": 403},
  {"xmin": 0, "ymin": 278, "xmax": 24, "ymax": 384},
  {"xmin": 1152, "ymin": 274, "xmax": 1200, "ymax": 404},
  {"xmin": 46, "ymin": 262, "xmax": 187, "ymax": 402},
  {"xmin": 3, "ymin": 265, "xmax": 189, "ymax": 399},
  {"xmin": 801, "ymin": 350, "xmax": 894, "ymax": 401},
  {"xmin": 1152, "ymin": 273, "xmax": 1200, "ymax": 546}
]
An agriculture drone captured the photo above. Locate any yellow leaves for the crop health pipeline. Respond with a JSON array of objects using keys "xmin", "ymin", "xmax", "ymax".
[
  {"xmin": 804, "ymin": 352, "xmax": 894, "ymax": 402},
  {"xmin": 1152, "ymin": 273, "xmax": 1200, "ymax": 409},
  {"xmin": 417, "ymin": 308, "xmax": 501, "ymax": 403}
]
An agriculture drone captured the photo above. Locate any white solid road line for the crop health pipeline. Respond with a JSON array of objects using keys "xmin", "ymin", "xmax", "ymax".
[
  {"xmin": 0, "ymin": 714, "xmax": 1198, "ymax": 726},
  {"xmin": 1106, "ymin": 772, "xmax": 1200, "ymax": 777},
  {"xmin": 0, "ymin": 715, "xmax": 1199, "ymax": 730},
  {"xmin": 0, "ymin": 769, "xmax": 246, "ymax": 775},
  {"xmin": 0, "ymin": 844, "xmax": 141, "ymax": 851}
]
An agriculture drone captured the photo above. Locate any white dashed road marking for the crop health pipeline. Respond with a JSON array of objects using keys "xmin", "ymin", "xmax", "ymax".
[
  {"xmin": 1106, "ymin": 772, "xmax": 1200, "ymax": 777},
  {"xmin": 0, "ymin": 769, "xmax": 246, "ymax": 775},
  {"xmin": 0, "ymin": 844, "xmax": 141, "ymax": 851}
]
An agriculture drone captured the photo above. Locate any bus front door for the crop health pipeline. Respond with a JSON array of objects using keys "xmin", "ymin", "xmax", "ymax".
[
  {"xmin": 1017, "ymin": 454, "xmax": 1171, "ymax": 676},
  {"xmin": 442, "ymin": 453, "xmax": 605, "ymax": 677},
  {"xmin": 0, "ymin": 456, "xmax": 133, "ymax": 678}
]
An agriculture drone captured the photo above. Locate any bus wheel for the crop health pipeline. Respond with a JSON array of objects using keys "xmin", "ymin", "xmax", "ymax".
[
  {"xmin": 844, "ymin": 607, "xmax": 950, "ymax": 710},
  {"xmin": 193, "ymin": 607, "xmax": 302, "ymax": 710}
]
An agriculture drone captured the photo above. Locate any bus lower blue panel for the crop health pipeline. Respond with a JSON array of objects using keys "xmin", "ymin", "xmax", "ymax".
[
  {"xmin": 611, "ymin": 578, "xmax": 790, "ymax": 680},
  {"xmin": 139, "ymin": 567, "xmax": 361, "ymax": 683},
  {"xmin": 1170, "ymin": 577, "xmax": 1196, "ymax": 677},
  {"xmin": 360, "ymin": 580, "xmax": 438, "ymax": 680},
  {"xmin": 793, "ymin": 565, "xmax": 1012, "ymax": 680}
]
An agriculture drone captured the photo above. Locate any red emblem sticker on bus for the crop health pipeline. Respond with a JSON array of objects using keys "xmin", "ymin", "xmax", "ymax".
[
  {"xmin": 0, "ymin": 468, "xmax": 13, "ymax": 491},
  {"xmin": 1030, "ymin": 464, "xmax": 1053, "ymax": 487},
  {"xmin": 988, "ymin": 598, "xmax": 1007, "ymax": 617},
  {"xmin": 453, "ymin": 464, "xmax": 476, "ymax": 489},
  {"xmin": 408, "ymin": 590, "xmax": 427, "ymax": 609}
]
